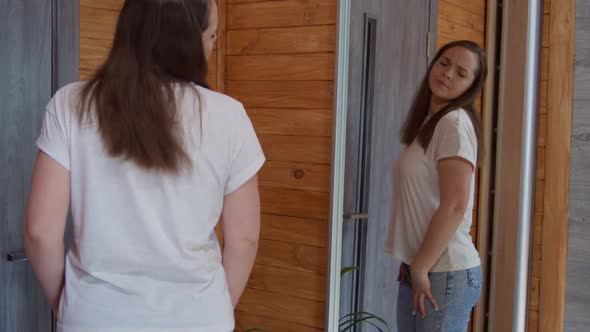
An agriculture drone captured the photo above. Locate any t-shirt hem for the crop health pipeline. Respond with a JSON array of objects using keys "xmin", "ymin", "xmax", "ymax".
[
  {"xmin": 36, "ymin": 137, "xmax": 71, "ymax": 170},
  {"xmin": 224, "ymin": 155, "xmax": 265, "ymax": 195},
  {"xmin": 388, "ymin": 252, "xmax": 481, "ymax": 273},
  {"xmin": 56, "ymin": 322, "xmax": 234, "ymax": 332}
]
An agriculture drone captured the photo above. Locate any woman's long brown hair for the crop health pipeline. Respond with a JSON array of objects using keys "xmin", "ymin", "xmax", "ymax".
[
  {"xmin": 78, "ymin": 0, "xmax": 211, "ymax": 173},
  {"xmin": 401, "ymin": 40, "xmax": 488, "ymax": 165}
]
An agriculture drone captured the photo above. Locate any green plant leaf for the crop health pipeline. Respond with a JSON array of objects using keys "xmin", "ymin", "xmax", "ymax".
[
  {"xmin": 338, "ymin": 311, "xmax": 390, "ymax": 332},
  {"xmin": 340, "ymin": 266, "xmax": 360, "ymax": 277},
  {"xmin": 340, "ymin": 316, "xmax": 388, "ymax": 332},
  {"xmin": 339, "ymin": 311, "xmax": 374, "ymax": 322}
]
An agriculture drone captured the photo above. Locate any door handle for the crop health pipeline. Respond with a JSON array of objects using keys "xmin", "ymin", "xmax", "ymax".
[
  {"xmin": 6, "ymin": 251, "xmax": 28, "ymax": 262},
  {"xmin": 343, "ymin": 213, "xmax": 369, "ymax": 220}
]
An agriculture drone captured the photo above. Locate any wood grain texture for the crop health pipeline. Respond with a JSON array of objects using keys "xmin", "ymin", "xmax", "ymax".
[
  {"xmin": 536, "ymin": 179, "xmax": 545, "ymax": 213},
  {"xmin": 439, "ymin": 0, "xmax": 485, "ymax": 16},
  {"xmin": 260, "ymin": 187, "xmax": 330, "ymax": 220},
  {"xmin": 529, "ymin": 277, "xmax": 540, "ymax": 310},
  {"xmin": 539, "ymin": 0, "xmax": 576, "ymax": 331},
  {"xmin": 531, "ymin": 245, "xmax": 542, "ymax": 279},
  {"xmin": 260, "ymin": 213, "xmax": 329, "ymax": 247},
  {"xmin": 80, "ymin": 0, "xmax": 124, "ymax": 11},
  {"xmin": 235, "ymin": 310, "xmax": 323, "ymax": 332},
  {"xmin": 259, "ymin": 134, "xmax": 332, "ymax": 164},
  {"xmin": 79, "ymin": 6, "xmax": 119, "ymax": 40},
  {"xmin": 216, "ymin": 0, "xmax": 227, "ymax": 92},
  {"xmin": 256, "ymin": 239, "xmax": 328, "ymax": 274},
  {"xmin": 227, "ymin": 0, "xmax": 336, "ymax": 29},
  {"xmin": 541, "ymin": 47, "xmax": 549, "ymax": 82},
  {"xmin": 538, "ymin": 113, "xmax": 547, "ymax": 146},
  {"xmin": 533, "ymin": 213, "xmax": 544, "ymax": 246},
  {"xmin": 227, "ymin": 54, "xmax": 335, "ymax": 81},
  {"xmin": 259, "ymin": 161, "xmax": 331, "ymax": 192},
  {"xmin": 247, "ymin": 107, "xmax": 332, "ymax": 136},
  {"xmin": 236, "ymin": 288, "xmax": 325, "ymax": 328},
  {"xmin": 543, "ymin": 14, "xmax": 551, "ymax": 47},
  {"xmin": 227, "ymin": 25, "xmax": 336, "ymax": 55},
  {"xmin": 247, "ymin": 264, "xmax": 327, "ymax": 301},
  {"xmin": 537, "ymin": 147, "xmax": 546, "ymax": 179},
  {"xmin": 529, "ymin": 309, "xmax": 540, "ymax": 332},
  {"xmin": 438, "ymin": 15, "xmax": 485, "ymax": 46},
  {"xmin": 224, "ymin": 0, "xmax": 337, "ymax": 329},
  {"xmin": 438, "ymin": 1, "xmax": 485, "ymax": 33},
  {"xmin": 227, "ymin": 81, "xmax": 334, "ymax": 109}
]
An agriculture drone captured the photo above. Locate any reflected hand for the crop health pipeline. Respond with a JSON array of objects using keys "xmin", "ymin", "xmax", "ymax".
[{"xmin": 410, "ymin": 266, "xmax": 439, "ymax": 318}]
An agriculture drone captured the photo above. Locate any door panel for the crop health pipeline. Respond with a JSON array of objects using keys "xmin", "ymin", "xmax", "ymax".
[
  {"xmin": 1, "ymin": 1, "xmax": 78, "ymax": 331},
  {"xmin": 1, "ymin": 1, "xmax": 53, "ymax": 331}
]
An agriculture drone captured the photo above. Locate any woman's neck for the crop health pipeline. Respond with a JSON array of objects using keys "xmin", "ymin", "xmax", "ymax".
[{"xmin": 430, "ymin": 96, "xmax": 448, "ymax": 114}]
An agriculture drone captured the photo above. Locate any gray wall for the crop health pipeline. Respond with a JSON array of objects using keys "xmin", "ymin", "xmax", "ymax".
[{"xmin": 565, "ymin": 1, "xmax": 590, "ymax": 331}]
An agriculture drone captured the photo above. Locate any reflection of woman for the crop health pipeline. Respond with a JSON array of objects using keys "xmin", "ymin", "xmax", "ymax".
[
  {"xmin": 385, "ymin": 40, "xmax": 488, "ymax": 331},
  {"xmin": 23, "ymin": 1, "xmax": 264, "ymax": 331}
]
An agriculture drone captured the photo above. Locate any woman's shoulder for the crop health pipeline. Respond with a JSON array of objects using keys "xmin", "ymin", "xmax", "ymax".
[
  {"xmin": 192, "ymin": 85, "xmax": 252, "ymax": 129},
  {"xmin": 437, "ymin": 108, "xmax": 475, "ymax": 133},
  {"xmin": 194, "ymin": 85, "xmax": 243, "ymax": 111},
  {"xmin": 46, "ymin": 81, "xmax": 86, "ymax": 117},
  {"xmin": 52, "ymin": 81, "xmax": 85, "ymax": 101}
]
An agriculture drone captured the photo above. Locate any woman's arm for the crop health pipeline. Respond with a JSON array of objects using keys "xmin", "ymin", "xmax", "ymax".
[
  {"xmin": 23, "ymin": 151, "xmax": 70, "ymax": 313},
  {"xmin": 221, "ymin": 175, "xmax": 261, "ymax": 308},
  {"xmin": 410, "ymin": 156, "xmax": 474, "ymax": 317}
]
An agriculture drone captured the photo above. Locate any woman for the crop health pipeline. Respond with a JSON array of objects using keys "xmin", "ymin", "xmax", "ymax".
[
  {"xmin": 385, "ymin": 40, "xmax": 488, "ymax": 332},
  {"xmin": 23, "ymin": 1, "xmax": 264, "ymax": 331}
]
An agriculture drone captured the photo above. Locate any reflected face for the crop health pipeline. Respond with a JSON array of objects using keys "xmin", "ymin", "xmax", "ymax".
[
  {"xmin": 202, "ymin": 0, "xmax": 218, "ymax": 60},
  {"xmin": 428, "ymin": 47, "xmax": 479, "ymax": 102}
]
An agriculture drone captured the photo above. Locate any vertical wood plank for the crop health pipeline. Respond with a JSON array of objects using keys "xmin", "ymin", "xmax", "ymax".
[
  {"xmin": 539, "ymin": 0, "xmax": 576, "ymax": 331},
  {"xmin": 217, "ymin": 0, "xmax": 226, "ymax": 93}
]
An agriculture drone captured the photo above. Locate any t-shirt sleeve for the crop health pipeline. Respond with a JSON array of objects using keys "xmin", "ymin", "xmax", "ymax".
[
  {"xmin": 224, "ymin": 105, "xmax": 266, "ymax": 195},
  {"xmin": 36, "ymin": 95, "xmax": 71, "ymax": 170},
  {"xmin": 432, "ymin": 111, "xmax": 477, "ymax": 168}
]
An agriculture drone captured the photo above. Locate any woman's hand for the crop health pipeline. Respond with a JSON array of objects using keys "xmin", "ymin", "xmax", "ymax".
[{"xmin": 410, "ymin": 266, "xmax": 439, "ymax": 318}]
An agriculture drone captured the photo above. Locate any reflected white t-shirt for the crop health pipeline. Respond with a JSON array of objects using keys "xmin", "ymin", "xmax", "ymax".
[
  {"xmin": 36, "ymin": 82, "xmax": 265, "ymax": 332},
  {"xmin": 385, "ymin": 109, "xmax": 480, "ymax": 272}
]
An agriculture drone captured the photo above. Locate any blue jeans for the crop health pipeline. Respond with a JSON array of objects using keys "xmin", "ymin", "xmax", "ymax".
[{"xmin": 397, "ymin": 265, "xmax": 482, "ymax": 332}]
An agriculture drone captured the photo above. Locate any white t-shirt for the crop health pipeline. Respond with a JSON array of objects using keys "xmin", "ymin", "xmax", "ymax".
[
  {"xmin": 36, "ymin": 82, "xmax": 265, "ymax": 332},
  {"xmin": 384, "ymin": 109, "xmax": 480, "ymax": 272}
]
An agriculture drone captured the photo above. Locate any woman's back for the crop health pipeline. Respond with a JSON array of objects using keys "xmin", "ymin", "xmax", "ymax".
[{"xmin": 39, "ymin": 82, "xmax": 264, "ymax": 331}]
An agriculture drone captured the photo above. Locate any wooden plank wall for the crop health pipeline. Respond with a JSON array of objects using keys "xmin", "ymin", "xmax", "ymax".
[
  {"xmin": 536, "ymin": 0, "xmax": 576, "ymax": 331},
  {"xmin": 224, "ymin": 1, "xmax": 336, "ymax": 331}
]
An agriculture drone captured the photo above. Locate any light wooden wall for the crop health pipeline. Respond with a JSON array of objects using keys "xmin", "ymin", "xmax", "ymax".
[
  {"xmin": 224, "ymin": 1, "xmax": 336, "ymax": 331},
  {"xmin": 534, "ymin": 0, "xmax": 576, "ymax": 331},
  {"xmin": 438, "ymin": 0, "xmax": 485, "ymax": 47}
]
